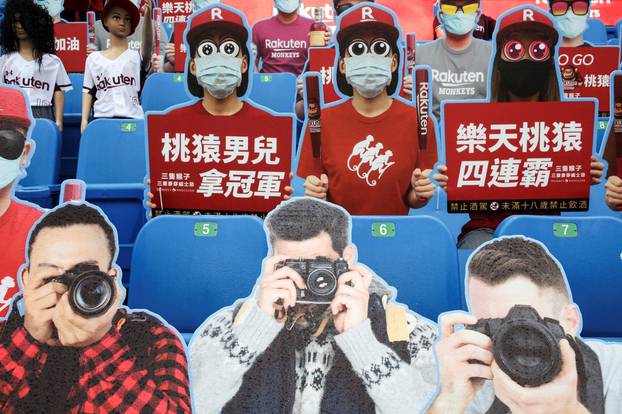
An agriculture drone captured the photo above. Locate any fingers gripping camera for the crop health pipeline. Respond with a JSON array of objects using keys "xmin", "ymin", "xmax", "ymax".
[{"xmin": 276, "ymin": 257, "xmax": 349, "ymax": 304}]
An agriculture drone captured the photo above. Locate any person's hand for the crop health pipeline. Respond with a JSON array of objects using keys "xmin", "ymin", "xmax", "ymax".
[
  {"xmin": 151, "ymin": 53, "xmax": 164, "ymax": 73},
  {"xmin": 304, "ymin": 174, "xmax": 328, "ymax": 200},
  {"xmin": 80, "ymin": 119, "xmax": 89, "ymax": 135},
  {"xmin": 433, "ymin": 165, "xmax": 448, "ymax": 191},
  {"xmin": 284, "ymin": 172, "xmax": 294, "ymax": 200},
  {"xmin": 257, "ymin": 254, "xmax": 306, "ymax": 321},
  {"xmin": 605, "ymin": 175, "xmax": 622, "ymax": 211},
  {"xmin": 296, "ymin": 76, "xmax": 304, "ymax": 98},
  {"xmin": 165, "ymin": 42, "xmax": 175, "ymax": 65},
  {"xmin": 589, "ymin": 155, "xmax": 604, "ymax": 185},
  {"xmin": 429, "ymin": 313, "xmax": 493, "ymax": 414},
  {"xmin": 86, "ymin": 43, "xmax": 97, "ymax": 56},
  {"xmin": 412, "ymin": 168, "xmax": 435, "ymax": 201},
  {"xmin": 492, "ymin": 339, "xmax": 588, "ymax": 414},
  {"xmin": 142, "ymin": 0, "xmax": 153, "ymax": 15},
  {"xmin": 51, "ymin": 280, "xmax": 122, "ymax": 347},
  {"xmin": 55, "ymin": 120, "xmax": 63, "ymax": 133},
  {"xmin": 402, "ymin": 75, "xmax": 413, "ymax": 101},
  {"xmin": 331, "ymin": 263, "xmax": 372, "ymax": 333},
  {"xmin": 23, "ymin": 277, "xmax": 68, "ymax": 345},
  {"xmin": 145, "ymin": 178, "xmax": 157, "ymax": 209}
]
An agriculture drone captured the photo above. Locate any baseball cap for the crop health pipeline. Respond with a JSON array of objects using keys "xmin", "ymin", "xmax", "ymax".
[
  {"xmin": 336, "ymin": 2, "xmax": 399, "ymax": 46},
  {"xmin": 0, "ymin": 87, "xmax": 31, "ymax": 130},
  {"xmin": 496, "ymin": 6, "xmax": 559, "ymax": 44},
  {"xmin": 102, "ymin": 0, "xmax": 141, "ymax": 36}
]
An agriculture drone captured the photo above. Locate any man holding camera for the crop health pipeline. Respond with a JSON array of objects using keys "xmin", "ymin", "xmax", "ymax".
[
  {"xmin": 428, "ymin": 237, "xmax": 622, "ymax": 414},
  {"xmin": 0, "ymin": 203, "xmax": 191, "ymax": 413},
  {"xmin": 189, "ymin": 197, "xmax": 438, "ymax": 413}
]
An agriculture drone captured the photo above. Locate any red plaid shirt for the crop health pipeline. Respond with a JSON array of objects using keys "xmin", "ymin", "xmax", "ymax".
[{"xmin": 0, "ymin": 310, "xmax": 191, "ymax": 413}]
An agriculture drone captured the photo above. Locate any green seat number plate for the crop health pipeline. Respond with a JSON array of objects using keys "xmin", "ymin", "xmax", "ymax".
[
  {"xmin": 553, "ymin": 223, "xmax": 577, "ymax": 238},
  {"xmin": 194, "ymin": 222, "xmax": 218, "ymax": 237},
  {"xmin": 372, "ymin": 222, "xmax": 396, "ymax": 238}
]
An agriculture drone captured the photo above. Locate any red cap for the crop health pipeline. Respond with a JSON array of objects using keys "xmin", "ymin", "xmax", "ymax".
[
  {"xmin": 336, "ymin": 3, "xmax": 399, "ymax": 46},
  {"xmin": 0, "ymin": 87, "xmax": 31, "ymax": 130},
  {"xmin": 102, "ymin": 0, "xmax": 141, "ymax": 36},
  {"xmin": 186, "ymin": 6, "xmax": 248, "ymax": 49},
  {"xmin": 496, "ymin": 6, "xmax": 559, "ymax": 44}
]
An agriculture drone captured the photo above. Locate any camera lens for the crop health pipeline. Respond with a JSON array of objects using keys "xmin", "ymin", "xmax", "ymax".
[
  {"xmin": 307, "ymin": 269, "xmax": 337, "ymax": 297},
  {"xmin": 71, "ymin": 272, "xmax": 115, "ymax": 317}
]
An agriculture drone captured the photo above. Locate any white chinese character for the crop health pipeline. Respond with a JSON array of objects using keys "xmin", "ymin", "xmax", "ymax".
[
  {"xmin": 255, "ymin": 171, "xmax": 285, "ymax": 199},
  {"xmin": 519, "ymin": 122, "xmax": 550, "ymax": 152},
  {"xmin": 173, "ymin": 1, "xmax": 185, "ymax": 13},
  {"xmin": 55, "ymin": 38, "xmax": 66, "ymax": 51},
  {"xmin": 185, "ymin": 1, "xmax": 193, "ymax": 13},
  {"xmin": 520, "ymin": 158, "xmax": 553, "ymax": 187},
  {"xmin": 583, "ymin": 74, "xmax": 597, "ymax": 88},
  {"xmin": 252, "ymin": 136, "xmax": 280, "ymax": 165},
  {"xmin": 489, "ymin": 124, "xmax": 518, "ymax": 153},
  {"xmin": 192, "ymin": 133, "xmax": 221, "ymax": 163},
  {"xmin": 552, "ymin": 121, "xmax": 583, "ymax": 152},
  {"xmin": 597, "ymin": 74, "xmax": 609, "ymax": 88},
  {"xmin": 488, "ymin": 158, "xmax": 521, "ymax": 188},
  {"xmin": 320, "ymin": 66, "xmax": 332, "ymax": 85},
  {"xmin": 69, "ymin": 37, "xmax": 80, "ymax": 51},
  {"xmin": 225, "ymin": 171, "xmax": 256, "ymax": 198},
  {"xmin": 457, "ymin": 161, "xmax": 489, "ymax": 187},
  {"xmin": 197, "ymin": 168, "xmax": 227, "ymax": 197},
  {"xmin": 223, "ymin": 136, "xmax": 249, "ymax": 164},
  {"xmin": 456, "ymin": 123, "xmax": 487, "ymax": 154},
  {"xmin": 162, "ymin": 1, "xmax": 173, "ymax": 13},
  {"xmin": 162, "ymin": 132, "xmax": 190, "ymax": 162}
]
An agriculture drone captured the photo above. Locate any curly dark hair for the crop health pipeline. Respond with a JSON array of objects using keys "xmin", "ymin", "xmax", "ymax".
[{"xmin": 1, "ymin": 0, "xmax": 55, "ymax": 65}]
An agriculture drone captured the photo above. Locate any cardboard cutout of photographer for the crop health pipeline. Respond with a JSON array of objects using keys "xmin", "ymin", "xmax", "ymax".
[
  {"xmin": 427, "ymin": 235, "xmax": 621, "ymax": 414},
  {"xmin": 189, "ymin": 197, "xmax": 438, "ymax": 413},
  {"xmin": 0, "ymin": 199, "xmax": 191, "ymax": 412}
]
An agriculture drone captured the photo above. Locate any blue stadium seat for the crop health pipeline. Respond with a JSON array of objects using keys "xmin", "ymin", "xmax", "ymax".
[
  {"xmin": 617, "ymin": 19, "xmax": 622, "ymax": 38},
  {"xmin": 15, "ymin": 119, "xmax": 61, "ymax": 208},
  {"xmin": 584, "ymin": 19, "xmax": 608, "ymax": 44},
  {"xmin": 77, "ymin": 119, "xmax": 148, "ymax": 286},
  {"xmin": 495, "ymin": 216, "xmax": 622, "ymax": 338},
  {"xmin": 141, "ymin": 72, "xmax": 194, "ymax": 112},
  {"xmin": 351, "ymin": 216, "xmax": 464, "ymax": 321},
  {"xmin": 249, "ymin": 72, "xmax": 297, "ymax": 114},
  {"xmin": 61, "ymin": 73, "xmax": 85, "ymax": 180},
  {"xmin": 129, "ymin": 215, "xmax": 268, "ymax": 341},
  {"xmin": 596, "ymin": 117, "xmax": 609, "ymax": 153},
  {"xmin": 608, "ymin": 38, "xmax": 619, "ymax": 46}
]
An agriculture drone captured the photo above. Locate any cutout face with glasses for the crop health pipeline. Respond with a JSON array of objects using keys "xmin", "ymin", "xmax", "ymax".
[
  {"xmin": 439, "ymin": 0, "xmax": 480, "ymax": 16},
  {"xmin": 549, "ymin": 0, "xmax": 590, "ymax": 16}
]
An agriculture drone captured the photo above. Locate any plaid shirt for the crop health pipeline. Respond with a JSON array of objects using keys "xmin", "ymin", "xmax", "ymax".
[{"xmin": 0, "ymin": 309, "xmax": 191, "ymax": 413}]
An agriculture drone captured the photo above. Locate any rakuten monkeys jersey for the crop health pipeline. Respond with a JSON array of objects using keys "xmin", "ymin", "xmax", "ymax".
[
  {"xmin": 297, "ymin": 99, "xmax": 438, "ymax": 215},
  {"xmin": 83, "ymin": 49, "xmax": 146, "ymax": 119}
]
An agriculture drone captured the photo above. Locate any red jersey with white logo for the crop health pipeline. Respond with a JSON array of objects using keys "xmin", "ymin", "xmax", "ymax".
[
  {"xmin": 83, "ymin": 49, "xmax": 145, "ymax": 119},
  {"xmin": 0, "ymin": 200, "xmax": 43, "ymax": 317},
  {"xmin": 297, "ymin": 99, "xmax": 438, "ymax": 215},
  {"xmin": 0, "ymin": 53, "xmax": 72, "ymax": 107}
]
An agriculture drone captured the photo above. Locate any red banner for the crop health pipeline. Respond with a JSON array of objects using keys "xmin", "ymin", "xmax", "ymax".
[
  {"xmin": 481, "ymin": 0, "xmax": 622, "ymax": 26},
  {"xmin": 307, "ymin": 47, "xmax": 341, "ymax": 104},
  {"xmin": 147, "ymin": 105, "xmax": 293, "ymax": 214},
  {"xmin": 173, "ymin": 22, "xmax": 188, "ymax": 73},
  {"xmin": 54, "ymin": 23, "xmax": 87, "ymax": 73},
  {"xmin": 160, "ymin": 0, "xmax": 193, "ymax": 23},
  {"xmin": 444, "ymin": 100, "xmax": 595, "ymax": 213},
  {"xmin": 559, "ymin": 46, "xmax": 619, "ymax": 116}
]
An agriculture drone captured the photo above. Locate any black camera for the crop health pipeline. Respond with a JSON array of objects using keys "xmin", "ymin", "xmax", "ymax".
[
  {"xmin": 275, "ymin": 257, "xmax": 349, "ymax": 304},
  {"xmin": 467, "ymin": 305, "xmax": 566, "ymax": 387},
  {"xmin": 51, "ymin": 263, "xmax": 116, "ymax": 318}
]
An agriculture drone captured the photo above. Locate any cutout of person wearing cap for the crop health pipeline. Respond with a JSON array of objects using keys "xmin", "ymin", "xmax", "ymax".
[
  {"xmin": 549, "ymin": 0, "xmax": 593, "ymax": 47},
  {"xmin": 0, "ymin": 86, "xmax": 44, "ymax": 319},
  {"xmin": 80, "ymin": 0, "xmax": 154, "ymax": 133},
  {"xmin": 297, "ymin": 3, "xmax": 438, "ymax": 216},
  {"xmin": 189, "ymin": 198, "xmax": 438, "ymax": 414},
  {"xmin": 0, "ymin": 0, "xmax": 73, "ymax": 131},
  {"xmin": 427, "ymin": 236, "xmax": 622, "ymax": 414},
  {"xmin": 434, "ymin": 6, "xmax": 604, "ymax": 249},
  {"xmin": 0, "ymin": 202, "xmax": 191, "ymax": 412}
]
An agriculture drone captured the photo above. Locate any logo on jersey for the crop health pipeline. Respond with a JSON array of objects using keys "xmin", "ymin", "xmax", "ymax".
[
  {"xmin": 3, "ymin": 71, "xmax": 51, "ymax": 92},
  {"xmin": 432, "ymin": 69, "xmax": 485, "ymax": 96},
  {"xmin": 96, "ymin": 73, "xmax": 136, "ymax": 91},
  {"xmin": 347, "ymin": 135, "xmax": 395, "ymax": 186}
]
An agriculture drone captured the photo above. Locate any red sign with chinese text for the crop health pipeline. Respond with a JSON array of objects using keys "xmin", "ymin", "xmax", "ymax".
[
  {"xmin": 307, "ymin": 47, "xmax": 341, "ymax": 104},
  {"xmin": 559, "ymin": 47, "xmax": 619, "ymax": 116},
  {"xmin": 174, "ymin": 22, "xmax": 188, "ymax": 73},
  {"xmin": 54, "ymin": 23, "xmax": 87, "ymax": 73},
  {"xmin": 147, "ymin": 105, "xmax": 293, "ymax": 214},
  {"xmin": 444, "ymin": 100, "xmax": 595, "ymax": 213}
]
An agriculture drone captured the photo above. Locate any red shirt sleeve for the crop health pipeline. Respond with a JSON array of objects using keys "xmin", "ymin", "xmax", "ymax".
[{"xmin": 296, "ymin": 122, "xmax": 325, "ymax": 179}]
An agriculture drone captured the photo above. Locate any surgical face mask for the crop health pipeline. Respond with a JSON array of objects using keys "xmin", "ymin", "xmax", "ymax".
[
  {"xmin": 192, "ymin": 0, "xmax": 221, "ymax": 11},
  {"xmin": 553, "ymin": 13, "xmax": 588, "ymax": 39},
  {"xmin": 195, "ymin": 53, "xmax": 243, "ymax": 99},
  {"xmin": 0, "ymin": 156, "xmax": 22, "ymax": 189},
  {"xmin": 275, "ymin": 0, "xmax": 300, "ymax": 14},
  {"xmin": 35, "ymin": 0, "xmax": 64, "ymax": 18},
  {"xmin": 439, "ymin": 11, "xmax": 478, "ymax": 36},
  {"xmin": 344, "ymin": 54, "xmax": 393, "ymax": 99}
]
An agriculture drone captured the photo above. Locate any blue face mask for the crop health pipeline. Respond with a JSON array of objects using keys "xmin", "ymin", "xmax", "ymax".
[
  {"xmin": 344, "ymin": 55, "xmax": 392, "ymax": 99},
  {"xmin": 275, "ymin": 0, "xmax": 299, "ymax": 14},
  {"xmin": 192, "ymin": 0, "xmax": 221, "ymax": 11},
  {"xmin": 439, "ymin": 11, "xmax": 478, "ymax": 36},
  {"xmin": 195, "ymin": 53, "xmax": 243, "ymax": 99},
  {"xmin": 0, "ymin": 155, "xmax": 22, "ymax": 190},
  {"xmin": 35, "ymin": 0, "xmax": 64, "ymax": 18},
  {"xmin": 554, "ymin": 13, "xmax": 588, "ymax": 39}
]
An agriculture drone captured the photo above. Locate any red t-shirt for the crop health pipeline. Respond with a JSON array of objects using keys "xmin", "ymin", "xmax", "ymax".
[
  {"xmin": 0, "ymin": 200, "xmax": 44, "ymax": 317},
  {"xmin": 297, "ymin": 99, "xmax": 438, "ymax": 215}
]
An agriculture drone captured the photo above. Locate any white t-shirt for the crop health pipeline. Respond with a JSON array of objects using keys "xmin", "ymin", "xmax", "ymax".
[
  {"xmin": 0, "ymin": 52, "xmax": 72, "ymax": 107},
  {"xmin": 83, "ymin": 49, "xmax": 145, "ymax": 119}
]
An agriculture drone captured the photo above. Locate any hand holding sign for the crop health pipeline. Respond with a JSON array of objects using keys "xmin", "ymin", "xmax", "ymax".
[
  {"xmin": 304, "ymin": 174, "xmax": 328, "ymax": 200},
  {"xmin": 605, "ymin": 176, "xmax": 622, "ymax": 211},
  {"xmin": 411, "ymin": 168, "xmax": 435, "ymax": 202}
]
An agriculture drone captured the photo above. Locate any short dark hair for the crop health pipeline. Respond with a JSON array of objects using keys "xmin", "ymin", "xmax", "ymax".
[
  {"xmin": 468, "ymin": 237, "xmax": 569, "ymax": 300},
  {"xmin": 265, "ymin": 198, "xmax": 350, "ymax": 255},
  {"xmin": 27, "ymin": 204, "xmax": 117, "ymax": 268}
]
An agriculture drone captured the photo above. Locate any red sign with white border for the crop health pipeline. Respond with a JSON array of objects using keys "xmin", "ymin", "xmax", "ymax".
[
  {"xmin": 54, "ymin": 23, "xmax": 87, "ymax": 73},
  {"xmin": 173, "ymin": 22, "xmax": 188, "ymax": 73}
]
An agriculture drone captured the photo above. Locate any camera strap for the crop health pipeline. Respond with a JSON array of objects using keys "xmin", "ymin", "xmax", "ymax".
[{"xmin": 568, "ymin": 335, "xmax": 605, "ymax": 414}]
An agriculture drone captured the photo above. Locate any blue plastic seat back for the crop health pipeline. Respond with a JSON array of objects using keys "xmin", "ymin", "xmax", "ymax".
[
  {"xmin": 129, "ymin": 215, "xmax": 268, "ymax": 335},
  {"xmin": 141, "ymin": 72, "xmax": 194, "ymax": 112},
  {"xmin": 249, "ymin": 73, "xmax": 297, "ymax": 114},
  {"xmin": 64, "ymin": 73, "xmax": 84, "ymax": 118},
  {"xmin": 495, "ymin": 215, "xmax": 622, "ymax": 337},
  {"xmin": 351, "ymin": 216, "xmax": 463, "ymax": 321},
  {"xmin": 19, "ymin": 119, "xmax": 61, "ymax": 187},
  {"xmin": 584, "ymin": 19, "xmax": 608, "ymax": 44}
]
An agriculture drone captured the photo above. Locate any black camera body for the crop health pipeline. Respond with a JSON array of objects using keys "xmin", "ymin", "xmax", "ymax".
[
  {"xmin": 51, "ymin": 263, "xmax": 116, "ymax": 318},
  {"xmin": 276, "ymin": 257, "xmax": 349, "ymax": 304},
  {"xmin": 467, "ymin": 305, "xmax": 566, "ymax": 387}
]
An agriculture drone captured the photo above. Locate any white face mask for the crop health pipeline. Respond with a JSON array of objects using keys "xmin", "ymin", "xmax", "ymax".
[
  {"xmin": 35, "ymin": 0, "xmax": 64, "ymax": 18},
  {"xmin": 275, "ymin": 0, "xmax": 300, "ymax": 14},
  {"xmin": 344, "ymin": 54, "xmax": 393, "ymax": 99},
  {"xmin": 195, "ymin": 53, "xmax": 243, "ymax": 99},
  {"xmin": 554, "ymin": 13, "xmax": 588, "ymax": 39},
  {"xmin": 0, "ymin": 155, "xmax": 22, "ymax": 190}
]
